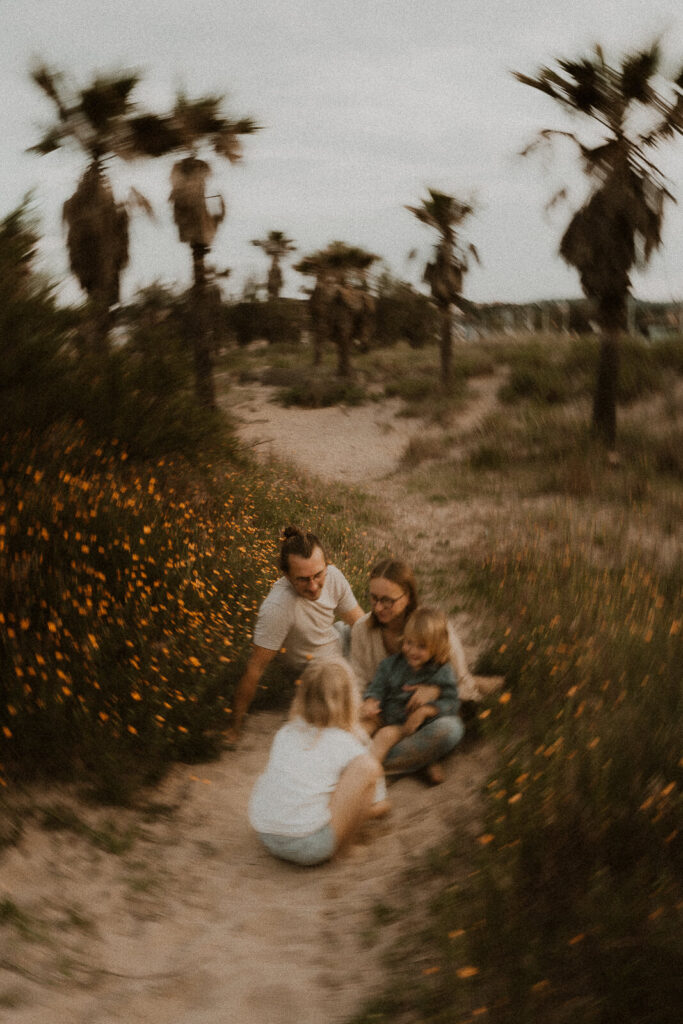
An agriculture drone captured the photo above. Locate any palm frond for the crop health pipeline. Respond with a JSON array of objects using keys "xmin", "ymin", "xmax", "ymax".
[
  {"xmin": 620, "ymin": 45, "xmax": 660, "ymax": 103},
  {"xmin": 127, "ymin": 114, "xmax": 181, "ymax": 157},
  {"xmin": 79, "ymin": 74, "xmax": 139, "ymax": 135},
  {"xmin": 30, "ymin": 65, "xmax": 68, "ymax": 115},
  {"xmin": 26, "ymin": 126, "xmax": 65, "ymax": 156},
  {"xmin": 512, "ymin": 71, "xmax": 560, "ymax": 101},
  {"xmin": 127, "ymin": 187, "xmax": 155, "ymax": 219}
]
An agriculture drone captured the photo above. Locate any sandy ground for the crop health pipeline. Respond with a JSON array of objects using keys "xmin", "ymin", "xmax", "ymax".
[{"xmin": 1, "ymin": 377, "xmax": 501, "ymax": 1024}]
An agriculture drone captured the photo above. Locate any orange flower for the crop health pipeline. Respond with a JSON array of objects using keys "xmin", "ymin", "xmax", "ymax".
[{"xmin": 456, "ymin": 966, "xmax": 479, "ymax": 979}]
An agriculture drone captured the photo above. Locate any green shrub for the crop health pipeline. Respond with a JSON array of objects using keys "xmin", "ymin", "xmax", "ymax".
[
  {"xmin": 618, "ymin": 338, "xmax": 665, "ymax": 403},
  {"xmin": 225, "ymin": 298, "xmax": 305, "ymax": 347},
  {"xmin": 278, "ymin": 375, "xmax": 366, "ymax": 408},
  {"xmin": 384, "ymin": 374, "xmax": 436, "ymax": 402},
  {"xmin": 456, "ymin": 538, "xmax": 682, "ymax": 1024},
  {"xmin": 373, "ymin": 279, "xmax": 438, "ymax": 349},
  {"xmin": 361, "ymin": 520, "xmax": 682, "ymax": 1024},
  {"xmin": 650, "ymin": 336, "xmax": 683, "ymax": 375},
  {"xmin": 259, "ymin": 365, "xmax": 304, "ymax": 388},
  {"xmin": 498, "ymin": 340, "xmax": 582, "ymax": 405},
  {"xmin": 0, "ymin": 201, "xmax": 78, "ymax": 434},
  {"xmin": 499, "ymin": 335, "xmax": 673, "ymax": 409}
]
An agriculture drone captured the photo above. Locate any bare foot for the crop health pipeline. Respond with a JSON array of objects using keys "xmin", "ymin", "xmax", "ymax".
[
  {"xmin": 223, "ymin": 726, "xmax": 241, "ymax": 749},
  {"xmin": 425, "ymin": 763, "xmax": 445, "ymax": 786},
  {"xmin": 369, "ymin": 799, "xmax": 391, "ymax": 819}
]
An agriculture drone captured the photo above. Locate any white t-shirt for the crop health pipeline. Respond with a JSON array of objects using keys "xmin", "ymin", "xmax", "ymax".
[
  {"xmin": 248, "ymin": 718, "xmax": 367, "ymax": 837},
  {"xmin": 252, "ymin": 564, "xmax": 358, "ymax": 670}
]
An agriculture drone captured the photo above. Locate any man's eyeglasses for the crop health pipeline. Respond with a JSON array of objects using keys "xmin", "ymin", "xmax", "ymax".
[
  {"xmin": 292, "ymin": 568, "xmax": 327, "ymax": 585},
  {"xmin": 369, "ymin": 591, "xmax": 407, "ymax": 609}
]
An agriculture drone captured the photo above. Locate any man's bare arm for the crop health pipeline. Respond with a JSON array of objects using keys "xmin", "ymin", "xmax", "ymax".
[
  {"xmin": 226, "ymin": 644, "xmax": 279, "ymax": 742},
  {"xmin": 341, "ymin": 604, "xmax": 364, "ymax": 627}
]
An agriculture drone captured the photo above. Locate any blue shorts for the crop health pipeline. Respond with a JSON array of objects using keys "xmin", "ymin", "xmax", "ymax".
[{"xmin": 257, "ymin": 824, "xmax": 336, "ymax": 866}]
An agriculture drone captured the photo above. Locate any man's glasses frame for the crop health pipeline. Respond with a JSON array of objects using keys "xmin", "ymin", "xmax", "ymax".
[{"xmin": 292, "ymin": 567, "xmax": 327, "ymax": 585}]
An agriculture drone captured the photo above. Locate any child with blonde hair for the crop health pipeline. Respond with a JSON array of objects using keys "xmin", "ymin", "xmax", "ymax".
[
  {"xmin": 249, "ymin": 659, "xmax": 388, "ymax": 866},
  {"xmin": 360, "ymin": 606, "xmax": 464, "ymax": 784}
]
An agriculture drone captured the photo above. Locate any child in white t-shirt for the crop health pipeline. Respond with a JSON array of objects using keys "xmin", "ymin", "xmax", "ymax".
[{"xmin": 249, "ymin": 660, "xmax": 389, "ymax": 866}]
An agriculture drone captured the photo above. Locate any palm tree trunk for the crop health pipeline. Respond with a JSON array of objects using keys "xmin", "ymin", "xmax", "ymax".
[
  {"xmin": 592, "ymin": 295, "xmax": 626, "ymax": 448},
  {"xmin": 336, "ymin": 328, "xmax": 352, "ymax": 377},
  {"xmin": 190, "ymin": 242, "xmax": 216, "ymax": 410},
  {"xmin": 310, "ymin": 284, "xmax": 326, "ymax": 366},
  {"xmin": 439, "ymin": 304, "xmax": 453, "ymax": 386},
  {"xmin": 90, "ymin": 291, "xmax": 111, "ymax": 358},
  {"xmin": 592, "ymin": 332, "xmax": 619, "ymax": 447},
  {"xmin": 313, "ymin": 329, "xmax": 324, "ymax": 366},
  {"xmin": 332, "ymin": 306, "xmax": 353, "ymax": 378}
]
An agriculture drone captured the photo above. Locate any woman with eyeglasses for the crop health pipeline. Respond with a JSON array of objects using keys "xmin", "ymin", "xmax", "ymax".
[{"xmin": 350, "ymin": 558, "xmax": 479, "ymax": 777}]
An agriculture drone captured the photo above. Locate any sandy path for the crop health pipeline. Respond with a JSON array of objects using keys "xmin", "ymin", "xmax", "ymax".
[
  {"xmin": 2, "ymin": 379, "xmax": 500, "ymax": 1024},
  {"xmin": 228, "ymin": 382, "xmax": 420, "ymax": 483}
]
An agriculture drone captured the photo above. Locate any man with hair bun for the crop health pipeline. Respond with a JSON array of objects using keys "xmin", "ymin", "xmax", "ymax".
[{"xmin": 227, "ymin": 526, "xmax": 363, "ymax": 742}]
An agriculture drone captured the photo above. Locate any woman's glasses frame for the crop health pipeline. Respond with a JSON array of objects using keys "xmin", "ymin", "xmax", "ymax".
[{"xmin": 368, "ymin": 590, "xmax": 407, "ymax": 610}]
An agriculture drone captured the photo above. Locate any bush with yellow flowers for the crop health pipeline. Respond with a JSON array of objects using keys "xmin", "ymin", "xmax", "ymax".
[
  {"xmin": 364, "ymin": 517, "xmax": 681, "ymax": 1024},
  {"xmin": 0, "ymin": 424, "xmax": 376, "ymax": 801}
]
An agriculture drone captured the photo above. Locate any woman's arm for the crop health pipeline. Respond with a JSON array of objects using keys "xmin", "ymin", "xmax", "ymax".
[{"xmin": 350, "ymin": 615, "xmax": 378, "ymax": 693}]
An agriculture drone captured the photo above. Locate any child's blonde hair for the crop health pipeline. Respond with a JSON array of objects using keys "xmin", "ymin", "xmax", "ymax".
[
  {"xmin": 403, "ymin": 606, "xmax": 451, "ymax": 665},
  {"xmin": 290, "ymin": 659, "xmax": 359, "ymax": 731}
]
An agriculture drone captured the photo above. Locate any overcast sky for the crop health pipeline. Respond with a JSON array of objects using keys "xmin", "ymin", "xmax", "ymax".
[{"xmin": 3, "ymin": 0, "xmax": 683, "ymax": 305}]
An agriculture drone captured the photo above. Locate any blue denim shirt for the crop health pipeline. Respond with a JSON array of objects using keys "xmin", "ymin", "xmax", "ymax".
[{"xmin": 363, "ymin": 652, "xmax": 460, "ymax": 726}]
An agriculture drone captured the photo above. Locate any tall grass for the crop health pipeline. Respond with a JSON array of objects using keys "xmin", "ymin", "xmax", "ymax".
[
  {"xmin": 0, "ymin": 424, "xmax": 378, "ymax": 802},
  {"xmin": 343, "ymin": 330, "xmax": 682, "ymax": 1024},
  {"xmin": 498, "ymin": 334, "xmax": 675, "ymax": 407},
  {"xmin": 350, "ymin": 515, "xmax": 681, "ymax": 1024}
]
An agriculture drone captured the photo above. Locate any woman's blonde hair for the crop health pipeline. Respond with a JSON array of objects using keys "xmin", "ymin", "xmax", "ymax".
[
  {"xmin": 290, "ymin": 659, "xmax": 358, "ymax": 731},
  {"xmin": 404, "ymin": 607, "xmax": 451, "ymax": 665}
]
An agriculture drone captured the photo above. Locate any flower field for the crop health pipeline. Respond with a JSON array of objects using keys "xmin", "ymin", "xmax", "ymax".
[
  {"xmin": 360, "ymin": 509, "xmax": 682, "ymax": 1024},
  {"xmin": 0, "ymin": 424, "xmax": 375, "ymax": 800}
]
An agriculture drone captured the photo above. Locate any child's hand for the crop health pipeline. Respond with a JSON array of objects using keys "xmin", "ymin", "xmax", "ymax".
[
  {"xmin": 402, "ymin": 705, "xmax": 438, "ymax": 736},
  {"xmin": 403, "ymin": 684, "xmax": 440, "ymax": 711},
  {"xmin": 360, "ymin": 697, "xmax": 381, "ymax": 721}
]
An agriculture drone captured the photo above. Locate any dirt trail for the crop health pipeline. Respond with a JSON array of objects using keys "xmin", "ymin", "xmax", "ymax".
[{"xmin": 2, "ymin": 378, "xmax": 501, "ymax": 1024}]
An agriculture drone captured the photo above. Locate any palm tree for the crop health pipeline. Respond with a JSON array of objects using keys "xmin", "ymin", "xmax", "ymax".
[
  {"xmin": 139, "ymin": 92, "xmax": 258, "ymax": 409},
  {"xmin": 29, "ymin": 65, "xmax": 154, "ymax": 356},
  {"xmin": 251, "ymin": 230, "xmax": 296, "ymax": 301},
  {"xmin": 295, "ymin": 242, "xmax": 378, "ymax": 377},
  {"xmin": 406, "ymin": 189, "xmax": 479, "ymax": 386},
  {"xmin": 515, "ymin": 43, "xmax": 683, "ymax": 447}
]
